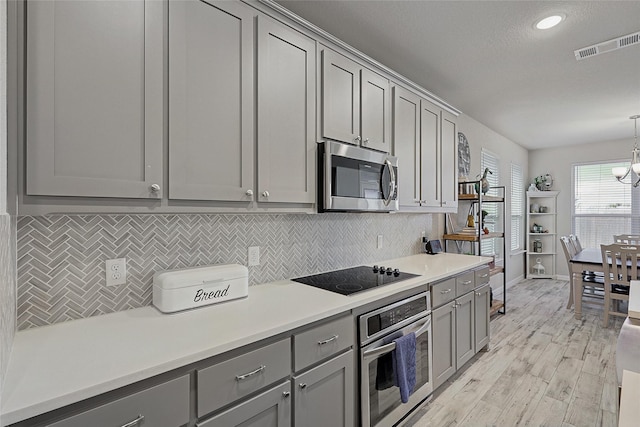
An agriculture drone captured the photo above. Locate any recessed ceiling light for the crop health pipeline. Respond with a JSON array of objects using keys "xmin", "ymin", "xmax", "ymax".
[{"xmin": 535, "ymin": 15, "xmax": 564, "ymax": 30}]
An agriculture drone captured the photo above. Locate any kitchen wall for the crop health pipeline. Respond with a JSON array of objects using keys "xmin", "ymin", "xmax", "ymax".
[
  {"xmin": 456, "ymin": 114, "xmax": 529, "ymax": 286},
  {"xmin": 529, "ymin": 137, "xmax": 631, "ymax": 277},
  {"xmin": 17, "ymin": 212, "xmax": 437, "ymax": 330}
]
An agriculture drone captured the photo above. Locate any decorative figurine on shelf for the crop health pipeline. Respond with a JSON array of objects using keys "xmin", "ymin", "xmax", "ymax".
[
  {"xmin": 534, "ymin": 173, "xmax": 554, "ymax": 191},
  {"xmin": 475, "ymin": 168, "xmax": 492, "ymax": 194}
]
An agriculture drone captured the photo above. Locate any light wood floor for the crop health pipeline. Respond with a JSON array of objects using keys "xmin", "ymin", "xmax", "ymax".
[{"xmin": 405, "ymin": 277, "xmax": 624, "ymax": 427}]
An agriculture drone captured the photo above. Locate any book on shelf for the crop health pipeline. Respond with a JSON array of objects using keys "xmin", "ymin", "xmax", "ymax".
[{"xmin": 458, "ymin": 227, "xmax": 479, "ymax": 235}]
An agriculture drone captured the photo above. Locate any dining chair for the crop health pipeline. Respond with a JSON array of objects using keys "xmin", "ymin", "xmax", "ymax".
[
  {"xmin": 569, "ymin": 234, "xmax": 583, "ymax": 253},
  {"xmin": 600, "ymin": 243, "xmax": 640, "ymax": 327},
  {"xmin": 614, "ymin": 234, "xmax": 640, "ymax": 245},
  {"xmin": 560, "ymin": 236, "xmax": 603, "ymax": 310}
]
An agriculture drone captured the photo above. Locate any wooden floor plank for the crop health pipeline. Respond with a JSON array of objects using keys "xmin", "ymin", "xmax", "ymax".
[{"xmin": 404, "ymin": 278, "xmax": 622, "ymax": 427}]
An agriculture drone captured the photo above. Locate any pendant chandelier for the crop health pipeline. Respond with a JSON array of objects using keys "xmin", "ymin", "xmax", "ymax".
[{"xmin": 612, "ymin": 115, "xmax": 640, "ymax": 187}]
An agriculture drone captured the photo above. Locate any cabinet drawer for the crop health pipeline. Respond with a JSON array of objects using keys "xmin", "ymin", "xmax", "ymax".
[
  {"xmin": 197, "ymin": 338, "xmax": 291, "ymax": 417},
  {"xmin": 431, "ymin": 278, "xmax": 456, "ymax": 308},
  {"xmin": 49, "ymin": 375, "xmax": 190, "ymax": 427},
  {"xmin": 456, "ymin": 272, "xmax": 475, "ymax": 296},
  {"xmin": 294, "ymin": 315, "xmax": 353, "ymax": 371},
  {"xmin": 475, "ymin": 266, "xmax": 491, "ymax": 286}
]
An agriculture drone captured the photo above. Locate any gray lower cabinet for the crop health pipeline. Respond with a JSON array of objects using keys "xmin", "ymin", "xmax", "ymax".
[
  {"xmin": 432, "ymin": 301, "xmax": 456, "ymax": 389},
  {"xmin": 197, "ymin": 382, "xmax": 292, "ymax": 427},
  {"xmin": 293, "ymin": 350, "xmax": 354, "ymax": 427},
  {"xmin": 455, "ymin": 291, "xmax": 475, "ymax": 368},
  {"xmin": 169, "ymin": 0, "xmax": 255, "ymax": 202},
  {"xmin": 25, "ymin": 0, "xmax": 163, "ymax": 199},
  {"xmin": 48, "ymin": 376, "xmax": 190, "ymax": 427},
  {"xmin": 474, "ymin": 284, "xmax": 491, "ymax": 351}
]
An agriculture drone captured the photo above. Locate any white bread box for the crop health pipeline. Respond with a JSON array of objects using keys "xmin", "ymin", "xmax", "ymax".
[{"xmin": 153, "ymin": 264, "xmax": 248, "ymax": 313}]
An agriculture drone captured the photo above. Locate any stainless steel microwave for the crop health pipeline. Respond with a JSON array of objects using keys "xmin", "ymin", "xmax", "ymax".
[{"xmin": 319, "ymin": 141, "xmax": 399, "ymax": 212}]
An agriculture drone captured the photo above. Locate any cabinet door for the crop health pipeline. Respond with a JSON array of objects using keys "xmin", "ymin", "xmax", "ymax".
[
  {"xmin": 26, "ymin": 0, "xmax": 163, "ymax": 198},
  {"xmin": 419, "ymin": 99, "xmax": 441, "ymax": 207},
  {"xmin": 294, "ymin": 350, "xmax": 354, "ymax": 427},
  {"xmin": 474, "ymin": 284, "xmax": 491, "ymax": 351},
  {"xmin": 257, "ymin": 17, "xmax": 316, "ymax": 204},
  {"xmin": 393, "ymin": 86, "xmax": 421, "ymax": 207},
  {"xmin": 169, "ymin": 0, "xmax": 255, "ymax": 202},
  {"xmin": 321, "ymin": 49, "xmax": 361, "ymax": 145},
  {"xmin": 198, "ymin": 382, "xmax": 291, "ymax": 427},
  {"xmin": 432, "ymin": 302, "xmax": 456, "ymax": 390},
  {"xmin": 455, "ymin": 292, "xmax": 475, "ymax": 367},
  {"xmin": 361, "ymin": 69, "xmax": 390, "ymax": 152},
  {"xmin": 441, "ymin": 110, "xmax": 458, "ymax": 209}
]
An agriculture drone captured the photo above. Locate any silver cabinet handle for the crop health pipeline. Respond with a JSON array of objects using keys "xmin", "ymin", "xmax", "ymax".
[
  {"xmin": 317, "ymin": 335, "xmax": 339, "ymax": 346},
  {"xmin": 476, "ymin": 292, "xmax": 482, "ymax": 296},
  {"xmin": 363, "ymin": 138, "xmax": 369, "ymax": 144},
  {"xmin": 440, "ymin": 288, "xmax": 452, "ymax": 294},
  {"xmin": 354, "ymin": 136, "xmax": 361, "ymax": 143},
  {"xmin": 299, "ymin": 383, "xmax": 307, "ymax": 389},
  {"xmin": 262, "ymin": 191, "xmax": 270, "ymax": 198},
  {"xmin": 246, "ymin": 189, "xmax": 253, "ymax": 197},
  {"xmin": 282, "ymin": 391, "xmax": 290, "ymax": 398},
  {"xmin": 150, "ymin": 184, "xmax": 160, "ymax": 193},
  {"xmin": 480, "ymin": 273, "xmax": 489, "ymax": 278},
  {"xmin": 120, "ymin": 415, "xmax": 145, "ymax": 427},
  {"xmin": 463, "ymin": 280, "xmax": 473, "ymax": 285},
  {"xmin": 235, "ymin": 365, "xmax": 266, "ymax": 381}
]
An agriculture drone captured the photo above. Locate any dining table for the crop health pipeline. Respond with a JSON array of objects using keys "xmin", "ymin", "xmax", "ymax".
[{"xmin": 569, "ymin": 248, "xmax": 604, "ymax": 319}]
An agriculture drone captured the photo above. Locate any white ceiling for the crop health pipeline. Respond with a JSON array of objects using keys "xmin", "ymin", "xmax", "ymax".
[{"xmin": 276, "ymin": 0, "xmax": 640, "ymax": 150}]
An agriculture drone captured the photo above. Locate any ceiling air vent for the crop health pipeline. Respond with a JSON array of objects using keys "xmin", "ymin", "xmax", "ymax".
[{"xmin": 574, "ymin": 31, "xmax": 640, "ymax": 61}]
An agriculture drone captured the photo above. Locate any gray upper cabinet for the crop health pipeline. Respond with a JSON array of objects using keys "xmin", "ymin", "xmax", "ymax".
[
  {"xmin": 392, "ymin": 86, "xmax": 421, "ymax": 207},
  {"xmin": 393, "ymin": 86, "xmax": 457, "ymax": 211},
  {"xmin": 25, "ymin": 0, "xmax": 163, "ymax": 198},
  {"xmin": 169, "ymin": 0, "xmax": 255, "ymax": 202},
  {"xmin": 321, "ymin": 49, "xmax": 390, "ymax": 152},
  {"xmin": 257, "ymin": 16, "xmax": 316, "ymax": 204}
]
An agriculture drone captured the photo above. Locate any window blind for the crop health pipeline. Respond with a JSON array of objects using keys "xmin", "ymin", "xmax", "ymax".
[
  {"xmin": 481, "ymin": 149, "xmax": 500, "ymax": 257},
  {"xmin": 572, "ymin": 161, "xmax": 639, "ymax": 248},
  {"xmin": 511, "ymin": 163, "xmax": 523, "ymax": 251}
]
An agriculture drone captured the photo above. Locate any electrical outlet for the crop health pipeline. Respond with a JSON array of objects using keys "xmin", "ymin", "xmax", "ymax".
[
  {"xmin": 377, "ymin": 235, "xmax": 383, "ymax": 249},
  {"xmin": 248, "ymin": 246, "xmax": 260, "ymax": 266},
  {"xmin": 105, "ymin": 258, "xmax": 127, "ymax": 287}
]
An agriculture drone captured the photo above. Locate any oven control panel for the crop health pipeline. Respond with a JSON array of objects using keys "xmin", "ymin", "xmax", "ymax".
[{"xmin": 360, "ymin": 292, "xmax": 430, "ymax": 345}]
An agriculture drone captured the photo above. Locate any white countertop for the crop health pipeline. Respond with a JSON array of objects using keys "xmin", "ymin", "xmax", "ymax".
[{"xmin": 1, "ymin": 253, "xmax": 490, "ymax": 425}]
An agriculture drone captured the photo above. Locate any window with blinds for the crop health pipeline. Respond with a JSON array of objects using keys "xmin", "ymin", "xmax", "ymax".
[
  {"xmin": 511, "ymin": 163, "xmax": 524, "ymax": 251},
  {"xmin": 481, "ymin": 149, "xmax": 500, "ymax": 257},
  {"xmin": 572, "ymin": 161, "xmax": 640, "ymax": 248}
]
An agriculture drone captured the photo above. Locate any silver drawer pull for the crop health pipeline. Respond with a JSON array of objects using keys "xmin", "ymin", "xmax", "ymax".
[
  {"xmin": 235, "ymin": 365, "xmax": 266, "ymax": 381},
  {"xmin": 318, "ymin": 335, "xmax": 339, "ymax": 346},
  {"xmin": 480, "ymin": 273, "xmax": 489, "ymax": 278},
  {"xmin": 440, "ymin": 289, "xmax": 452, "ymax": 294},
  {"xmin": 463, "ymin": 280, "xmax": 472, "ymax": 285},
  {"xmin": 282, "ymin": 391, "xmax": 291, "ymax": 398},
  {"xmin": 120, "ymin": 415, "xmax": 145, "ymax": 427},
  {"xmin": 299, "ymin": 383, "xmax": 307, "ymax": 389}
]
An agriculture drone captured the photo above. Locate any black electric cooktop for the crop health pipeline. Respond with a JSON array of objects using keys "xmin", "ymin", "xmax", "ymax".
[{"xmin": 292, "ymin": 265, "xmax": 419, "ymax": 296}]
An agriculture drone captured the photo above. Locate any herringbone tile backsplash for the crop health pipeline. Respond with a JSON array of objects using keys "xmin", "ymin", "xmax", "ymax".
[{"xmin": 17, "ymin": 213, "xmax": 435, "ymax": 329}]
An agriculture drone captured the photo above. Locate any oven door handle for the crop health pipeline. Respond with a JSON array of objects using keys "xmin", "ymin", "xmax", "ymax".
[{"xmin": 362, "ymin": 317, "xmax": 431, "ymax": 360}]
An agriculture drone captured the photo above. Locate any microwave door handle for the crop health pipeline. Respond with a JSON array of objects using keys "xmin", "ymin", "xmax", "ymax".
[
  {"xmin": 362, "ymin": 317, "xmax": 430, "ymax": 361},
  {"xmin": 383, "ymin": 159, "xmax": 396, "ymax": 206}
]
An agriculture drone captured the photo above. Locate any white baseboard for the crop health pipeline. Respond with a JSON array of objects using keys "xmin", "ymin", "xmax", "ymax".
[
  {"xmin": 507, "ymin": 274, "xmax": 524, "ymax": 287},
  {"xmin": 556, "ymin": 275, "xmax": 569, "ymax": 281}
]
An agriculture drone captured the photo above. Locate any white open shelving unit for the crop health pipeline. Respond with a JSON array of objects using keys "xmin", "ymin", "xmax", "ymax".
[{"xmin": 526, "ymin": 190, "xmax": 559, "ymax": 279}]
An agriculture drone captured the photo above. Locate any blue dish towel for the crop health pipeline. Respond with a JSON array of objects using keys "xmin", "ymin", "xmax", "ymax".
[{"xmin": 392, "ymin": 332, "xmax": 417, "ymax": 403}]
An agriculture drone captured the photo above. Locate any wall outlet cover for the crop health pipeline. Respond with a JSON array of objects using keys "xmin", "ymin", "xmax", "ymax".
[
  {"xmin": 248, "ymin": 246, "xmax": 260, "ymax": 266},
  {"xmin": 105, "ymin": 258, "xmax": 127, "ymax": 287}
]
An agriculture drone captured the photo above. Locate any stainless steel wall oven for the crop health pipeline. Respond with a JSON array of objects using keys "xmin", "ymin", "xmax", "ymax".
[{"xmin": 358, "ymin": 292, "xmax": 433, "ymax": 426}]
